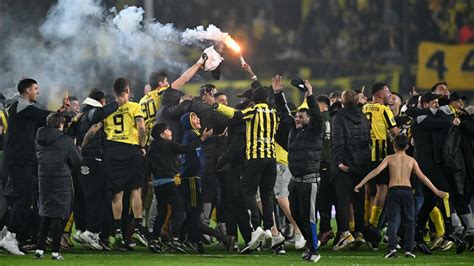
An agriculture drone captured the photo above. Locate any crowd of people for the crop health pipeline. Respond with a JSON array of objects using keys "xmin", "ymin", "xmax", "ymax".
[{"xmin": 0, "ymin": 53, "xmax": 473, "ymax": 263}]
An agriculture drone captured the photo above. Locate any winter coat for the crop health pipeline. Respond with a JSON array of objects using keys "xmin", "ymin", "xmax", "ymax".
[
  {"xmin": 275, "ymin": 93, "xmax": 323, "ymax": 178},
  {"xmin": 331, "ymin": 105, "xmax": 371, "ymax": 176},
  {"xmin": 443, "ymin": 127, "xmax": 465, "ymax": 196},
  {"xmin": 35, "ymin": 127, "xmax": 82, "ymax": 218}
]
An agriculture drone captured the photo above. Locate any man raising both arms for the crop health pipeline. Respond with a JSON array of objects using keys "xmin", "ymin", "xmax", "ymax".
[{"xmin": 103, "ymin": 78, "xmax": 147, "ymax": 249}]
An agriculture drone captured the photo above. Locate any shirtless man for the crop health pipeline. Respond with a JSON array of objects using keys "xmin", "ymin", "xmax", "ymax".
[{"xmin": 354, "ymin": 135, "xmax": 446, "ymax": 259}]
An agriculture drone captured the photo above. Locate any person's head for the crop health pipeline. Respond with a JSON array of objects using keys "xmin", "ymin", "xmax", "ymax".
[
  {"xmin": 449, "ymin": 92, "xmax": 466, "ymax": 111},
  {"xmin": 113, "ymin": 78, "xmax": 130, "ymax": 98},
  {"xmin": 252, "ymin": 87, "xmax": 268, "ymax": 104},
  {"xmin": 295, "ymin": 108, "xmax": 310, "ymax": 129},
  {"xmin": 151, "ymin": 123, "xmax": 172, "ymax": 140},
  {"xmin": 200, "ymin": 84, "xmax": 217, "ymax": 100},
  {"xmin": 88, "ymin": 88, "xmax": 106, "ymax": 106},
  {"xmin": 341, "ymin": 89, "xmax": 359, "ymax": 107},
  {"xmin": 329, "ymin": 91, "xmax": 341, "ymax": 106},
  {"xmin": 214, "ymin": 92, "xmax": 228, "ymax": 106},
  {"xmin": 143, "ymin": 83, "xmax": 152, "ymax": 95},
  {"xmin": 46, "ymin": 112, "xmax": 66, "ymax": 131},
  {"xmin": 68, "ymin": 96, "xmax": 80, "ymax": 113},
  {"xmin": 393, "ymin": 135, "xmax": 409, "ymax": 151},
  {"xmin": 430, "ymin": 82, "xmax": 449, "ymax": 97},
  {"xmin": 420, "ymin": 92, "xmax": 439, "ymax": 109},
  {"xmin": 190, "ymin": 112, "xmax": 201, "ymax": 130},
  {"xmin": 17, "ymin": 78, "xmax": 39, "ymax": 102},
  {"xmin": 388, "ymin": 92, "xmax": 402, "ymax": 115},
  {"xmin": 371, "ymin": 82, "xmax": 391, "ymax": 104},
  {"xmin": 149, "ymin": 71, "xmax": 168, "ymax": 89},
  {"xmin": 316, "ymin": 95, "xmax": 330, "ymax": 112}
]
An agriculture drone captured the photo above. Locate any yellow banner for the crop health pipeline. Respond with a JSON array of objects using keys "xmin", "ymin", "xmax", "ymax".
[{"xmin": 417, "ymin": 42, "xmax": 474, "ymax": 90}]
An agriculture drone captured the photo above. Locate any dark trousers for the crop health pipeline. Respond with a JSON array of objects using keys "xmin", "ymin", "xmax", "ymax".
[
  {"xmin": 241, "ymin": 158, "xmax": 277, "ymax": 231},
  {"xmin": 334, "ymin": 170, "xmax": 365, "ymax": 234},
  {"xmin": 221, "ymin": 165, "xmax": 252, "ymax": 243},
  {"xmin": 72, "ymin": 167, "xmax": 85, "ymax": 232},
  {"xmin": 317, "ymin": 161, "xmax": 334, "ymax": 233},
  {"xmin": 179, "ymin": 177, "xmax": 202, "ymax": 243},
  {"xmin": 152, "ymin": 183, "xmax": 185, "ymax": 240},
  {"xmin": 386, "ymin": 187, "xmax": 414, "ymax": 252},
  {"xmin": 37, "ymin": 216, "xmax": 65, "ymax": 252},
  {"xmin": 289, "ymin": 181, "xmax": 319, "ymax": 253},
  {"xmin": 79, "ymin": 158, "xmax": 108, "ymax": 234},
  {"xmin": 5, "ymin": 159, "xmax": 34, "ymax": 241}
]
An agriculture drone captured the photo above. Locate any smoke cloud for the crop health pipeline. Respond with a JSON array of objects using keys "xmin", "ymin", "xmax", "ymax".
[{"xmin": 0, "ymin": 0, "xmax": 233, "ymax": 104}]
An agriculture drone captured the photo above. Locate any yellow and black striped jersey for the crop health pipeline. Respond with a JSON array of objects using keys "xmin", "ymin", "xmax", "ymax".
[
  {"xmin": 275, "ymin": 142, "xmax": 288, "ymax": 165},
  {"xmin": 139, "ymin": 87, "xmax": 168, "ymax": 130},
  {"xmin": 104, "ymin": 102, "xmax": 144, "ymax": 145},
  {"xmin": 216, "ymin": 103, "xmax": 278, "ymax": 160},
  {"xmin": 0, "ymin": 109, "xmax": 8, "ymax": 135},
  {"xmin": 362, "ymin": 103, "xmax": 397, "ymax": 161}
]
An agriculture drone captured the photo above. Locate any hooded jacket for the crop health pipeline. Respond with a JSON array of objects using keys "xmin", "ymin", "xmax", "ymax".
[
  {"xmin": 77, "ymin": 98, "xmax": 118, "ymax": 158},
  {"xmin": 4, "ymin": 97, "xmax": 51, "ymax": 161},
  {"xmin": 331, "ymin": 105, "xmax": 371, "ymax": 176},
  {"xmin": 179, "ymin": 112, "xmax": 205, "ymax": 178},
  {"xmin": 35, "ymin": 127, "xmax": 82, "ymax": 218}
]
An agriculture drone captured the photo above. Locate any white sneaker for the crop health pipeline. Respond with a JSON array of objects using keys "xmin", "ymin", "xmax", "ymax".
[
  {"xmin": 72, "ymin": 230, "xmax": 84, "ymax": 244},
  {"xmin": 0, "ymin": 226, "xmax": 8, "ymax": 248},
  {"xmin": 81, "ymin": 230, "xmax": 103, "ymax": 251},
  {"xmin": 2, "ymin": 232, "xmax": 25, "ymax": 255},
  {"xmin": 271, "ymin": 233, "xmax": 285, "ymax": 249},
  {"xmin": 304, "ymin": 254, "xmax": 321, "ymax": 263},
  {"xmin": 294, "ymin": 233, "xmax": 307, "ymax": 250},
  {"xmin": 248, "ymin": 227, "xmax": 266, "ymax": 250},
  {"xmin": 261, "ymin": 230, "xmax": 272, "ymax": 249}
]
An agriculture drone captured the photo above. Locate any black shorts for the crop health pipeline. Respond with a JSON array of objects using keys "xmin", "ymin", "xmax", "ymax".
[
  {"xmin": 104, "ymin": 141, "xmax": 144, "ymax": 193},
  {"xmin": 369, "ymin": 161, "xmax": 389, "ymax": 185}
]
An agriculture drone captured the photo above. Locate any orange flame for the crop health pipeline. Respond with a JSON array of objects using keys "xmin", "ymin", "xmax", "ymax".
[{"xmin": 224, "ymin": 35, "xmax": 241, "ymax": 53}]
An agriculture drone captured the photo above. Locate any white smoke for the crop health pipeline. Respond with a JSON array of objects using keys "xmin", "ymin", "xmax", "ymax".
[{"xmin": 0, "ymin": 0, "xmax": 233, "ymax": 103}]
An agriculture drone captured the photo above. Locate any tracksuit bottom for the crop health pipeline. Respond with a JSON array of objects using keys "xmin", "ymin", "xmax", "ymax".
[
  {"xmin": 36, "ymin": 217, "xmax": 65, "ymax": 253},
  {"xmin": 386, "ymin": 186, "xmax": 415, "ymax": 252},
  {"xmin": 289, "ymin": 180, "xmax": 319, "ymax": 254},
  {"xmin": 179, "ymin": 177, "xmax": 202, "ymax": 243}
]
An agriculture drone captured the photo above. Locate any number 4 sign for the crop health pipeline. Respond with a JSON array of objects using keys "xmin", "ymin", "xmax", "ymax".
[{"xmin": 417, "ymin": 42, "xmax": 474, "ymax": 90}]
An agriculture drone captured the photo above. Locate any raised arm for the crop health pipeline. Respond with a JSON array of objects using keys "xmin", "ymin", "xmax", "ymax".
[
  {"xmin": 413, "ymin": 159, "xmax": 446, "ymax": 198},
  {"xmin": 304, "ymin": 81, "xmax": 323, "ymax": 135},
  {"xmin": 354, "ymin": 157, "xmax": 389, "ymax": 192},
  {"xmin": 170, "ymin": 57, "xmax": 205, "ymax": 90}
]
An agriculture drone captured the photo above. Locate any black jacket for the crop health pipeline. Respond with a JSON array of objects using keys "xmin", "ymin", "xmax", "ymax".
[
  {"xmin": 4, "ymin": 98, "xmax": 51, "ymax": 161},
  {"xmin": 147, "ymin": 137, "xmax": 201, "ymax": 179},
  {"xmin": 35, "ymin": 127, "xmax": 82, "ymax": 218},
  {"xmin": 77, "ymin": 99, "xmax": 119, "ymax": 158},
  {"xmin": 331, "ymin": 105, "xmax": 371, "ymax": 176},
  {"xmin": 275, "ymin": 93, "xmax": 323, "ymax": 178},
  {"xmin": 156, "ymin": 88, "xmax": 191, "ymax": 142}
]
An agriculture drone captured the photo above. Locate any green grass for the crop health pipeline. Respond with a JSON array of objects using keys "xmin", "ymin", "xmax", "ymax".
[{"xmin": 0, "ymin": 241, "xmax": 472, "ymax": 265}]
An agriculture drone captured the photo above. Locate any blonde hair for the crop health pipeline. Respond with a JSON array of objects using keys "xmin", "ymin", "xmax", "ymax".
[{"xmin": 341, "ymin": 89, "xmax": 358, "ymax": 107}]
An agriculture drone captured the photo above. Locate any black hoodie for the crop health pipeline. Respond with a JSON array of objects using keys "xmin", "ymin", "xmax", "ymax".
[
  {"xmin": 35, "ymin": 127, "xmax": 82, "ymax": 218},
  {"xmin": 331, "ymin": 105, "xmax": 371, "ymax": 176}
]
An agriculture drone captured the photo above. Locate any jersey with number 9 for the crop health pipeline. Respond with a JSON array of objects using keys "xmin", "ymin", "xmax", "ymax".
[{"xmin": 104, "ymin": 102, "xmax": 144, "ymax": 145}]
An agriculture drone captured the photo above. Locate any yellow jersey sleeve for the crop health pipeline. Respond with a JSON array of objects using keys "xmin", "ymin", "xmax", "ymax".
[
  {"xmin": 275, "ymin": 142, "xmax": 288, "ymax": 165},
  {"xmin": 104, "ymin": 102, "xmax": 144, "ymax": 145},
  {"xmin": 381, "ymin": 105, "xmax": 397, "ymax": 129}
]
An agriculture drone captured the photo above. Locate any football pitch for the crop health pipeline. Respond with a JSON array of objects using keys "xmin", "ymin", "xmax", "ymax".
[{"xmin": 0, "ymin": 242, "xmax": 472, "ymax": 265}]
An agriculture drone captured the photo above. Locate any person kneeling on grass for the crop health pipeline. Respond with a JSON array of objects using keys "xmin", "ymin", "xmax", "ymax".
[
  {"xmin": 146, "ymin": 122, "xmax": 212, "ymax": 253},
  {"xmin": 354, "ymin": 135, "xmax": 446, "ymax": 259},
  {"xmin": 34, "ymin": 113, "xmax": 82, "ymax": 260}
]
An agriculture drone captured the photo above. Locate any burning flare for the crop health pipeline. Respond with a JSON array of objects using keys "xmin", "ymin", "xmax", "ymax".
[{"xmin": 223, "ymin": 34, "xmax": 241, "ymax": 53}]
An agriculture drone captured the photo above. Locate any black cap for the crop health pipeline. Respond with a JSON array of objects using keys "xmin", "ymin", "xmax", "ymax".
[
  {"xmin": 420, "ymin": 92, "xmax": 438, "ymax": 103},
  {"xmin": 449, "ymin": 92, "xmax": 466, "ymax": 102},
  {"xmin": 407, "ymin": 95, "xmax": 419, "ymax": 108},
  {"xmin": 237, "ymin": 88, "xmax": 254, "ymax": 99}
]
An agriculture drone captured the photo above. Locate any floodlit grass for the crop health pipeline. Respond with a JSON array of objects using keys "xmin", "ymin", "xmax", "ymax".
[{"xmin": 0, "ymin": 241, "xmax": 472, "ymax": 265}]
